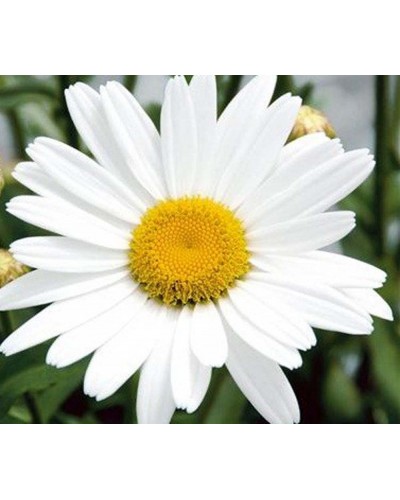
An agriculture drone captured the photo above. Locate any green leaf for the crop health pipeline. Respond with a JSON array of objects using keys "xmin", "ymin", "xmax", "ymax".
[
  {"xmin": 171, "ymin": 370, "xmax": 247, "ymax": 424},
  {"xmin": 203, "ymin": 370, "xmax": 247, "ymax": 424},
  {"xmin": 171, "ymin": 411, "xmax": 200, "ymax": 424},
  {"xmin": 37, "ymin": 360, "xmax": 87, "ymax": 422},
  {"xmin": 56, "ymin": 412, "xmax": 98, "ymax": 424},
  {"xmin": 0, "ymin": 83, "xmax": 57, "ymax": 111},
  {"xmin": 0, "ymin": 363, "xmax": 60, "ymax": 418},
  {"xmin": 390, "ymin": 76, "xmax": 400, "ymax": 169},
  {"xmin": 0, "ymin": 414, "xmax": 28, "ymax": 424},
  {"xmin": 369, "ymin": 325, "xmax": 400, "ymax": 418},
  {"xmin": 322, "ymin": 360, "xmax": 363, "ymax": 422},
  {"xmin": 203, "ymin": 373, "xmax": 247, "ymax": 424},
  {"xmin": 0, "ymin": 344, "xmax": 86, "ymax": 420}
]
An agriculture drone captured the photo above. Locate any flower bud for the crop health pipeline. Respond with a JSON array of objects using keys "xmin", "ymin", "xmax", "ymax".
[
  {"xmin": 289, "ymin": 105, "xmax": 336, "ymax": 142},
  {"xmin": 0, "ymin": 250, "xmax": 29, "ymax": 288}
]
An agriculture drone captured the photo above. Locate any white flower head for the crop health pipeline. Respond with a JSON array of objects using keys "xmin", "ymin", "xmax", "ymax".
[{"xmin": 0, "ymin": 76, "xmax": 392, "ymax": 424}]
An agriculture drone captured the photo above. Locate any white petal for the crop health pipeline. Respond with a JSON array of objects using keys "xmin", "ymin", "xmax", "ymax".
[
  {"xmin": 0, "ymin": 268, "xmax": 128, "ymax": 310},
  {"xmin": 27, "ymin": 138, "xmax": 145, "ymax": 221},
  {"xmin": 226, "ymin": 329, "xmax": 300, "ymax": 424},
  {"xmin": 277, "ymin": 132, "xmax": 330, "ymax": 164},
  {"xmin": 230, "ymin": 284, "xmax": 316, "ymax": 350},
  {"xmin": 248, "ymin": 211, "xmax": 356, "ymax": 254},
  {"xmin": 7, "ymin": 196, "xmax": 130, "ymax": 250},
  {"xmin": 11, "ymin": 237, "xmax": 127, "ymax": 273},
  {"xmin": 46, "ymin": 289, "xmax": 147, "ymax": 368},
  {"xmin": 191, "ymin": 302, "xmax": 228, "ymax": 368},
  {"xmin": 244, "ymin": 149, "xmax": 374, "ymax": 228},
  {"xmin": 13, "ymin": 165, "xmax": 135, "ymax": 237},
  {"xmin": 65, "ymin": 82, "xmax": 134, "ymax": 183},
  {"xmin": 161, "ymin": 76, "xmax": 198, "ymax": 198},
  {"xmin": 170, "ymin": 307, "xmax": 194, "ymax": 409},
  {"xmin": 247, "ymin": 272, "xmax": 373, "ymax": 334},
  {"xmin": 189, "ymin": 75, "xmax": 218, "ymax": 195},
  {"xmin": 170, "ymin": 307, "xmax": 212, "ymax": 411},
  {"xmin": 216, "ymin": 75, "xmax": 277, "ymax": 175},
  {"xmin": 343, "ymin": 288, "xmax": 393, "ymax": 321},
  {"xmin": 100, "ymin": 82, "xmax": 167, "ymax": 200},
  {"xmin": 218, "ymin": 297, "xmax": 302, "ymax": 369},
  {"xmin": 83, "ymin": 300, "xmax": 164, "ymax": 401},
  {"xmin": 219, "ymin": 76, "xmax": 277, "ymax": 127},
  {"xmin": 102, "ymin": 81, "xmax": 163, "ymax": 176},
  {"xmin": 185, "ymin": 361, "xmax": 211, "ymax": 414},
  {"xmin": 136, "ymin": 308, "xmax": 178, "ymax": 424},
  {"xmin": 13, "ymin": 161, "xmax": 128, "ymax": 227},
  {"xmin": 215, "ymin": 95, "xmax": 301, "ymax": 209},
  {"xmin": 0, "ymin": 277, "xmax": 135, "ymax": 355},
  {"xmin": 251, "ymin": 251, "xmax": 387, "ymax": 289},
  {"xmin": 275, "ymin": 137, "xmax": 344, "ymax": 184},
  {"xmin": 237, "ymin": 136, "xmax": 343, "ymax": 221},
  {"xmin": 13, "ymin": 161, "xmax": 68, "ymax": 200}
]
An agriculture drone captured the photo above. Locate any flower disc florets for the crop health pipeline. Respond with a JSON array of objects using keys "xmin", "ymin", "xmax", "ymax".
[{"xmin": 129, "ymin": 197, "xmax": 250, "ymax": 305}]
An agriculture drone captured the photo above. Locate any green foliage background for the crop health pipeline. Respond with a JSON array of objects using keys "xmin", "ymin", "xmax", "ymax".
[{"xmin": 0, "ymin": 75, "xmax": 399, "ymax": 424}]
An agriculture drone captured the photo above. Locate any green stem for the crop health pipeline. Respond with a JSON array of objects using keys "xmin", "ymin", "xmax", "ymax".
[
  {"xmin": 124, "ymin": 376, "xmax": 138, "ymax": 424},
  {"xmin": 374, "ymin": 76, "xmax": 390, "ymax": 258},
  {"xmin": 6, "ymin": 109, "xmax": 26, "ymax": 159},
  {"xmin": 123, "ymin": 75, "xmax": 138, "ymax": 92},
  {"xmin": 0, "ymin": 310, "xmax": 42, "ymax": 423},
  {"xmin": 0, "ymin": 311, "xmax": 13, "ymax": 342},
  {"xmin": 23, "ymin": 392, "xmax": 43, "ymax": 424},
  {"xmin": 392, "ymin": 76, "xmax": 400, "ymax": 161},
  {"xmin": 58, "ymin": 76, "xmax": 79, "ymax": 149},
  {"xmin": 274, "ymin": 75, "xmax": 295, "ymax": 99},
  {"xmin": 199, "ymin": 368, "xmax": 227, "ymax": 423},
  {"xmin": 392, "ymin": 77, "xmax": 400, "ymax": 264},
  {"xmin": 362, "ymin": 76, "xmax": 393, "ymax": 424}
]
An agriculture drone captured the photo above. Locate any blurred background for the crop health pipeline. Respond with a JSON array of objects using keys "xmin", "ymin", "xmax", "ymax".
[{"xmin": 0, "ymin": 75, "xmax": 399, "ymax": 424}]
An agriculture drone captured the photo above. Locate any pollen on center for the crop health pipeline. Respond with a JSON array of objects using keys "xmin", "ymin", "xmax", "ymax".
[{"xmin": 129, "ymin": 197, "xmax": 250, "ymax": 305}]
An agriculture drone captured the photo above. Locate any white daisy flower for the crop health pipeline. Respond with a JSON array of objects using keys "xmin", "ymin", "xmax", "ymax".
[{"xmin": 0, "ymin": 76, "xmax": 392, "ymax": 424}]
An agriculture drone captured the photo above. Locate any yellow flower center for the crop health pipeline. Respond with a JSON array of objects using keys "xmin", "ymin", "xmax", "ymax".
[{"xmin": 129, "ymin": 197, "xmax": 250, "ymax": 305}]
